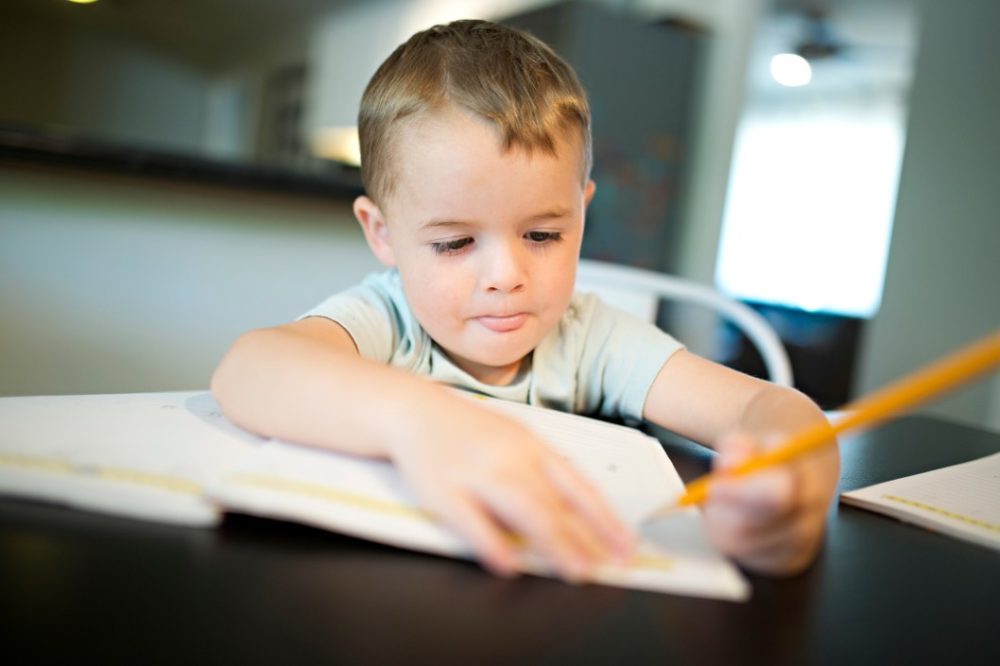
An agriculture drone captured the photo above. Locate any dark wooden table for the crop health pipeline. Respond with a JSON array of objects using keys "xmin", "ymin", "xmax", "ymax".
[{"xmin": 2, "ymin": 416, "xmax": 998, "ymax": 664}]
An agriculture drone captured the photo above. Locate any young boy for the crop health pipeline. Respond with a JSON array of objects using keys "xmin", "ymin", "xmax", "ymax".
[{"xmin": 212, "ymin": 20, "xmax": 839, "ymax": 582}]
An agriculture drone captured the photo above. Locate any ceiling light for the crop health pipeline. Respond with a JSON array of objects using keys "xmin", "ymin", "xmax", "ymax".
[{"xmin": 770, "ymin": 53, "xmax": 812, "ymax": 87}]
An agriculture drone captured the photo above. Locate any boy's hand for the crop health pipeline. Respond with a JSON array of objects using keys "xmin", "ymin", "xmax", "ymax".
[
  {"xmin": 701, "ymin": 431, "xmax": 839, "ymax": 576},
  {"xmin": 386, "ymin": 394, "xmax": 633, "ymax": 581}
]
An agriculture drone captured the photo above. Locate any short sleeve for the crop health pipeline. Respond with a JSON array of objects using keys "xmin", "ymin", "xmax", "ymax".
[
  {"xmin": 578, "ymin": 297, "xmax": 685, "ymax": 421},
  {"xmin": 297, "ymin": 272, "xmax": 400, "ymax": 363}
]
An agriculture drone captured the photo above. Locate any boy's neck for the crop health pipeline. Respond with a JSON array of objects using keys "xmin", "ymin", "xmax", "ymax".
[{"xmin": 444, "ymin": 351, "xmax": 530, "ymax": 387}]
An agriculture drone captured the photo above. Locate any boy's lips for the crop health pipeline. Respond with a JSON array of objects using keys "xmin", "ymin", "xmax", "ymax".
[{"xmin": 475, "ymin": 313, "xmax": 529, "ymax": 333}]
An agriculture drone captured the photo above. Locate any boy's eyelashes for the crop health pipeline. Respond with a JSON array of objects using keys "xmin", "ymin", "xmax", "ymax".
[
  {"xmin": 525, "ymin": 230, "xmax": 562, "ymax": 244},
  {"xmin": 431, "ymin": 237, "xmax": 474, "ymax": 255},
  {"xmin": 429, "ymin": 231, "xmax": 563, "ymax": 255}
]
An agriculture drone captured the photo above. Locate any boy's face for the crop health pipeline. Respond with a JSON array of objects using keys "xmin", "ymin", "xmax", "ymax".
[{"xmin": 355, "ymin": 104, "xmax": 595, "ymax": 386}]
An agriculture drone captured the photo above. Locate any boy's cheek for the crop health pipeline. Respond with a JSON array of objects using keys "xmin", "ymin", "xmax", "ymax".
[
  {"xmin": 405, "ymin": 278, "xmax": 472, "ymax": 337},
  {"xmin": 398, "ymin": 263, "xmax": 467, "ymax": 305}
]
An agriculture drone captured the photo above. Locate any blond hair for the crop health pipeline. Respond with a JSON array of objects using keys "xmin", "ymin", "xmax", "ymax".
[{"xmin": 358, "ymin": 19, "xmax": 592, "ymax": 204}]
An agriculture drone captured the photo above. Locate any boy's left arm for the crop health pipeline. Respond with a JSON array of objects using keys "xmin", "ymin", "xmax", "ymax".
[{"xmin": 643, "ymin": 350, "xmax": 840, "ymax": 576}]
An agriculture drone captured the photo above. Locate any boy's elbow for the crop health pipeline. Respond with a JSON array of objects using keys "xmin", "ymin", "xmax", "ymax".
[
  {"xmin": 765, "ymin": 383, "xmax": 826, "ymax": 421},
  {"xmin": 208, "ymin": 358, "xmax": 232, "ymax": 409},
  {"xmin": 210, "ymin": 335, "xmax": 240, "ymax": 413},
  {"xmin": 210, "ymin": 328, "xmax": 272, "ymax": 412}
]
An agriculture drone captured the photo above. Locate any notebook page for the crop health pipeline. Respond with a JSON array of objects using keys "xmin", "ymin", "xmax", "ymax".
[
  {"xmin": 0, "ymin": 390, "xmax": 749, "ymax": 599},
  {"xmin": 841, "ymin": 452, "xmax": 1000, "ymax": 551},
  {"xmin": 479, "ymin": 396, "xmax": 676, "ymax": 520},
  {"xmin": 0, "ymin": 391, "xmax": 257, "ymax": 526},
  {"xmin": 212, "ymin": 392, "xmax": 750, "ymax": 600}
]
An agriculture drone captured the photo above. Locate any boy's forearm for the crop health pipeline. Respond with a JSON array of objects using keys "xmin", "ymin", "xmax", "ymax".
[{"xmin": 211, "ymin": 327, "xmax": 444, "ymax": 458}]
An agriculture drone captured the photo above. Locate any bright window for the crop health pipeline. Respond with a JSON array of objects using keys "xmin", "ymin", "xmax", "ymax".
[{"xmin": 715, "ymin": 98, "xmax": 905, "ymax": 317}]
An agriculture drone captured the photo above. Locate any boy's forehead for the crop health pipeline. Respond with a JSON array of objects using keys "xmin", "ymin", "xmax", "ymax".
[
  {"xmin": 394, "ymin": 106, "xmax": 503, "ymax": 156},
  {"xmin": 388, "ymin": 105, "xmax": 586, "ymax": 188}
]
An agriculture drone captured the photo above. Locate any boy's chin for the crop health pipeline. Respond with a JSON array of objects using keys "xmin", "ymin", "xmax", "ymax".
[
  {"xmin": 445, "ymin": 347, "xmax": 531, "ymax": 383},
  {"xmin": 474, "ymin": 341, "xmax": 537, "ymax": 366},
  {"xmin": 461, "ymin": 352, "xmax": 527, "ymax": 371}
]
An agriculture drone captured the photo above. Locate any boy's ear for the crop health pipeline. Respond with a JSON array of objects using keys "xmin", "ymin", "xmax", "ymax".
[
  {"xmin": 584, "ymin": 180, "xmax": 597, "ymax": 207},
  {"xmin": 353, "ymin": 196, "xmax": 396, "ymax": 267}
]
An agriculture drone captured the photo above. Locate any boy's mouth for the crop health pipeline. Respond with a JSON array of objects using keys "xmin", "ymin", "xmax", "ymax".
[{"xmin": 475, "ymin": 313, "xmax": 529, "ymax": 333}]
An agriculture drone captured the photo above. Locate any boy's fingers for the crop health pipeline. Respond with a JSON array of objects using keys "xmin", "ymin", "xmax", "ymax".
[
  {"xmin": 711, "ymin": 443, "xmax": 836, "ymax": 522},
  {"xmin": 704, "ymin": 431, "xmax": 837, "ymax": 575},
  {"xmin": 475, "ymin": 479, "xmax": 595, "ymax": 581},
  {"xmin": 560, "ymin": 507, "xmax": 618, "ymax": 567},
  {"xmin": 439, "ymin": 494, "xmax": 520, "ymax": 577},
  {"xmin": 702, "ymin": 502, "xmax": 751, "ymax": 555},
  {"xmin": 710, "ymin": 466, "xmax": 798, "ymax": 516},
  {"xmin": 707, "ymin": 504, "xmax": 787, "ymax": 559},
  {"xmin": 797, "ymin": 445, "xmax": 841, "ymax": 507},
  {"xmin": 729, "ymin": 516, "xmax": 825, "ymax": 575},
  {"xmin": 542, "ymin": 455, "xmax": 633, "ymax": 557},
  {"xmin": 704, "ymin": 499, "xmax": 805, "ymax": 557}
]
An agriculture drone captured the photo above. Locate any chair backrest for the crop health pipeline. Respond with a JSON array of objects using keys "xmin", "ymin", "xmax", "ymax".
[{"xmin": 575, "ymin": 259, "xmax": 794, "ymax": 387}]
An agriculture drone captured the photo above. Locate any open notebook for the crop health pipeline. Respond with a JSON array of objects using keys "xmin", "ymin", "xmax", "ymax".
[
  {"xmin": 0, "ymin": 391, "xmax": 749, "ymax": 601},
  {"xmin": 841, "ymin": 452, "xmax": 1000, "ymax": 552}
]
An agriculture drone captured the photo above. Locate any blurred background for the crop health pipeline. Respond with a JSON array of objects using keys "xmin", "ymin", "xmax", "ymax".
[{"xmin": 1, "ymin": 0, "xmax": 997, "ymax": 432}]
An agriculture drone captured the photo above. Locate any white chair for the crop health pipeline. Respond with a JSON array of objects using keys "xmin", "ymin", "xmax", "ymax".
[{"xmin": 576, "ymin": 259, "xmax": 794, "ymax": 387}]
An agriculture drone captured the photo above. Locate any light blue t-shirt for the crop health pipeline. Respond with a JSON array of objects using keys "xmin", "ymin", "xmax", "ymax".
[{"xmin": 300, "ymin": 270, "xmax": 683, "ymax": 422}]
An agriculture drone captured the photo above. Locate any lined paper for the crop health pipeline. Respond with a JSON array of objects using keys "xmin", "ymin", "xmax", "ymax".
[
  {"xmin": 214, "ymin": 391, "xmax": 750, "ymax": 600},
  {"xmin": 0, "ymin": 392, "xmax": 257, "ymax": 525},
  {"xmin": 0, "ymin": 390, "xmax": 749, "ymax": 600},
  {"xmin": 841, "ymin": 452, "xmax": 1000, "ymax": 551}
]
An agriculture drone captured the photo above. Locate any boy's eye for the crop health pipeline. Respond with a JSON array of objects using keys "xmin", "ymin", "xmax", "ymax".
[
  {"xmin": 525, "ymin": 231, "xmax": 562, "ymax": 243},
  {"xmin": 431, "ymin": 237, "xmax": 473, "ymax": 255}
]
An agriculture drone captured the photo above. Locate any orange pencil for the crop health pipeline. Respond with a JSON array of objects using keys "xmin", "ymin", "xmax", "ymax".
[{"xmin": 658, "ymin": 327, "xmax": 1000, "ymax": 513}]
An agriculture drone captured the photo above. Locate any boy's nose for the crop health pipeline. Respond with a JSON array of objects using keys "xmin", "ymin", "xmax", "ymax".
[{"xmin": 484, "ymin": 244, "xmax": 527, "ymax": 294}]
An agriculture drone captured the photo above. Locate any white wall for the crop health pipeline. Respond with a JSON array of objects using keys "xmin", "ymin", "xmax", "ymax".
[
  {"xmin": 854, "ymin": 0, "xmax": 1000, "ymax": 433},
  {"xmin": 0, "ymin": 165, "xmax": 378, "ymax": 396}
]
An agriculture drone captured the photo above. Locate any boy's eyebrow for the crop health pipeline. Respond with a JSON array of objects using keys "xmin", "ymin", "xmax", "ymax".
[
  {"xmin": 524, "ymin": 206, "xmax": 573, "ymax": 222},
  {"xmin": 419, "ymin": 218, "xmax": 475, "ymax": 231},
  {"xmin": 419, "ymin": 207, "xmax": 573, "ymax": 230}
]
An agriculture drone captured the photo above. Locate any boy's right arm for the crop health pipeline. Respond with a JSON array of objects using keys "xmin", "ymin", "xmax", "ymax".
[{"xmin": 211, "ymin": 317, "xmax": 632, "ymax": 580}]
